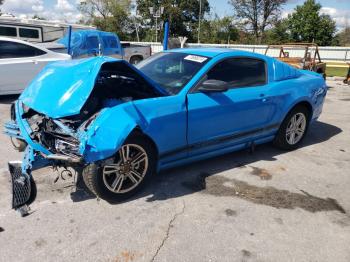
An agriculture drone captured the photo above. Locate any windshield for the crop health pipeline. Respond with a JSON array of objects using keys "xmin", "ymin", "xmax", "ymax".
[{"xmin": 136, "ymin": 52, "xmax": 209, "ymax": 94}]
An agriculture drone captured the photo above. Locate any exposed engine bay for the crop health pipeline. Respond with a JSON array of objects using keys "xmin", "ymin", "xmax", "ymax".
[{"xmin": 17, "ymin": 62, "xmax": 162, "ymax": 158}]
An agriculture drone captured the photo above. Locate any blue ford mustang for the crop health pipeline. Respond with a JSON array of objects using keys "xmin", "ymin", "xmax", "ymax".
[{"xmin": 5, "ymin": 48, "xmax": 327, "ymax": 211}]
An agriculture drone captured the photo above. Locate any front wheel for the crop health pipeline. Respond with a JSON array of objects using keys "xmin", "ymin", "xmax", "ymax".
[
  {"xmin": 273, "ymin": 106, "xmax": 310, "ymax": 150},
  {"xmin": 82, "ymin": 134, "xmax": 157, "ymax": 202}
]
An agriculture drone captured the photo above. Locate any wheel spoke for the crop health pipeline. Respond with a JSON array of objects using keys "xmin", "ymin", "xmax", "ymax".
[
  {"xmin": 111, "ymin": 174, "xmax": 124, "ymax": 192},
  {"xmin": 289, "ymin": 132, "xmax": 295, "ymax": 144},
  {"xmin": 103, "ymin": 164, "xmax": 120, "ymax": 175},
  {"xmin": 295, "ymin": 115, "xmax": 305, "ymax": 126},
  {"xmin": 290, "ymin": 115, "xmax": 297, "ymax": 128},
  {"xmin": 120, "ymin": 145, "xmax": 130, "ymax": 162},
  {"xmin": 131, "ymin": 152, "xmax": 146, "ymax": 165},
  {"xmin": 128, "ymin": 170, "xmax": 142, "ymax": 184},
  {"xmin": 295, "ymin": 129, "xmax": 304, "ymax": 137}
]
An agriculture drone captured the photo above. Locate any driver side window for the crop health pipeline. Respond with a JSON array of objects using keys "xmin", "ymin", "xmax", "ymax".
[{"xmin": 205, "ymin": 57, "xmax": 267, "ymax": 88}]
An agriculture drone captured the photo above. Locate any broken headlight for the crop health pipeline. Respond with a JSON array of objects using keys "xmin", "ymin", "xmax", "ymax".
[{"xmin": 55, "ymin": 139, "xmax": 80, "ymax": 157}]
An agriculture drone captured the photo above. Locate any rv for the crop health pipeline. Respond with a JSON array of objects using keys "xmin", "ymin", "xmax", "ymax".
[{"xmin": 0, "ymin": 15, "xmax": 95, "ymax": 43}]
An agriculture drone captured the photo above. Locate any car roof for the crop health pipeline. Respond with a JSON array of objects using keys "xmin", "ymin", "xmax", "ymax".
[
  {"xmin": 0, "ymin": 36, "xmax": 49, "ymax": 50},
  {"xmin": 0, "ymin": 36, "xmax": 32, "ymax": 44},
  {"xmin": 167, "ymin": 47, "xmax": 262, "ymax": 58},
  {"xmin": 0, "ymin": 36, "xmax": 71, "ymax": 58}
]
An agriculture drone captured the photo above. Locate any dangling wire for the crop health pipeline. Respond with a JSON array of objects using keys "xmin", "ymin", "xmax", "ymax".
[{"xmin": 60, "ymin": 168, "xmax": 73, "ymax": 181}]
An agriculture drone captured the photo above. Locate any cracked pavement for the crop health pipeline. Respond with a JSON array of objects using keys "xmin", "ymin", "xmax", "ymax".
[
  {"xmin": 150, "ymin": 201, "xmax": 186, "ymax": 262},
  {"xmin": 0, "ymin": 80, "xmax": 350, "ymax": 262}
]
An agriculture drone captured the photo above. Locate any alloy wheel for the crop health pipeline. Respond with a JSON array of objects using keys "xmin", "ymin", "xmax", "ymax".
[
  {"xmin": 286, "ymin": 112, "xmax": 307, "ymax": 145},
  {"xmin": 102, "ymin": 144, "xmax": 148, "ymax": 194}
]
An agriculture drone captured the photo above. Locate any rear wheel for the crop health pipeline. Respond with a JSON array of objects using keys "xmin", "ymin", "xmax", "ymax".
[
  {"xmin": 82, "ymin": 134, "xmax": 156, "ymax": 202},
  {"xmin": 273, "ymin": 106, "xmax": 310, "ymax": 150}
]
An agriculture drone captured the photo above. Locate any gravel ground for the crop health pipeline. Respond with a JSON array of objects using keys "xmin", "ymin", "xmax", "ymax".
[{"xmin": 0, "ymin": 80, "xmax": 349, "ymax": 262}]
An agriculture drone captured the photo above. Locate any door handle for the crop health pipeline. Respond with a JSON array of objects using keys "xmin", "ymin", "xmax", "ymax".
[
  {"xmin": 260, "ymin": 94, "xmax": 268, "ymax": 102},
  {"xmin": 32, "ymin": 60, "xmax": 38, "ymax": 65}
]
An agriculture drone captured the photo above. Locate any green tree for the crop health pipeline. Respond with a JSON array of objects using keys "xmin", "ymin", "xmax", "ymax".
[
  {"xmin": 216, "ymin": 16, "xmax": 239, "ymax": 44},
  {"xmin": 136, "ymin": 0, "xmax": 210, "ymax": 42},
  {"xmin": 201, "ymin": 16, "xmax": 239, "ymax": 44},
  {"xmin": 0, "ymin": 0, "xmax": 4, "ymax": 14},
  {"xmin": 336, "ymin": 26, "xmax": 350, "ymax": 46},
  {"xmin": 264, "ymin": 19, "xmax": 291, "ymax": 44},
  {"xmin": 32, "ymin": 14, "xmax": 46, "ymax": 20},
  {"xmin": 228, "ymin": 0, "xmax": 287, "ymax": 43},
  {"xmin": 78, "ymin": 0, "xmax": 132, "ymax": 40},
  {"xmin": 287, "ymin": 0, "xmax": 336, "ymax": 46}
]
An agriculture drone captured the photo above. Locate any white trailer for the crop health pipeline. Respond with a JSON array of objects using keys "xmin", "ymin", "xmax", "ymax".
[{"xmin": 0, "ymin": 15, "xmax": 95, "ymax": 43}]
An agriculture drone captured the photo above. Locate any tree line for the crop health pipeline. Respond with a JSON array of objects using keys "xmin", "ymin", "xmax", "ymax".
[
  {"xmin": 0, "ymin": 0, "xmax": 4, "ymax": 15},
  {"xmin": 77, "ymin": 0, "xmax": 349, "ymax": 46},
  {"xmin": 0, "ymin": 0, "xmax": 349, "ymax": 46}
]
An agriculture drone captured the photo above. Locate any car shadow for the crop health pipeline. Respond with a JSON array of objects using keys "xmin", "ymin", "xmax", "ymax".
[
  {"xmin": 100, "ymin": 120, "xmax": 342, "ymax": 207},
  {"xmin": 1, "ymin": 90, "xmax": 344, "ymax": 212}
]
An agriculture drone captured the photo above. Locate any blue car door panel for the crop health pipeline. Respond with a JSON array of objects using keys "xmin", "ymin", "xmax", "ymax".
[{"xmin": 186, "ymin": 57, "xmax": 279, "ymax": 156}]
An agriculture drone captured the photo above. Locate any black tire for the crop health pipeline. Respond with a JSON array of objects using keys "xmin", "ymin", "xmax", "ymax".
[
  {"xmin": 82, "ymin": 134, "xmax": 157, "ymax": 202},
  {"xmin": 27, "ymin": 176, "xmax": 37, "ymax": 206},
  {"xmin": 273, "ymin": 105, "xmax": 310, "ymax": 150},
  {"xmin": 82, "ymin": 164, "xmax": 98, "ymax": 195},
  {"xmin": 129, "ymin": 56, "xmax": 142, "ymax": 65}
]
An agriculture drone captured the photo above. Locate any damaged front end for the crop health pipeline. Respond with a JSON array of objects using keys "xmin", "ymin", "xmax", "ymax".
[
  {"xmin": 5, "ymin": 101, "xmax": 85, "ymax": 215},
  {"xmin": 4, "ymin": 57, "xmax": 165, "ymax": 215}
]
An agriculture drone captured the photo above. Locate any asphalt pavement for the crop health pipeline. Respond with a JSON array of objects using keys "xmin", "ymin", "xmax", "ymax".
[{"xmin": 0, "ymin": 80, "xmax": 349, "ymax": 262}]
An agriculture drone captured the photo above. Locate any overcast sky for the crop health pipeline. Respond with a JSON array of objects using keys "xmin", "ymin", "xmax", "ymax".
[{"xmin": 1, "ymin": 0, "xmax": 349, "ymax": 30}]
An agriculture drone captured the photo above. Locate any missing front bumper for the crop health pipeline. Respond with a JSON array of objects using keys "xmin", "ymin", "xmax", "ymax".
[{"xmin": 8, "ymin": 161, "xmax": 36, "ymax": 216}]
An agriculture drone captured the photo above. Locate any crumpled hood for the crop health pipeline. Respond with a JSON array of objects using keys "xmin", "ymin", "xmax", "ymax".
[{"xmin": 20, "ymin": 56, "xmax": 165, "ymax": 119}]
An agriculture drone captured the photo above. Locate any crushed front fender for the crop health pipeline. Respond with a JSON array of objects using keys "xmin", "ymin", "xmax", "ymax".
[{"xmin": 80, "ymin": 105, "xmax": 142, "ymax": 163}]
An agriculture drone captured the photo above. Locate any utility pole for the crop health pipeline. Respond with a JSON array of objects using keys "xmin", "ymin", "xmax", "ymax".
[
  {"xmin": 134, "ymin": 17, "xmax": 140, "ymax": 42},
  {"xmin": 198, "ymin": 0, "xmax": 202, "ymax": 43},
  {"xmin": 133, "ymin": 8, "xmax": 140, "ymax": 42},
  {"xmin": 130, "ymin": 5, "xmax": 140, "ymax": 42},
  {"xmin": 149, "ymin": 6, "xmax": 164, "ymax": 43}
]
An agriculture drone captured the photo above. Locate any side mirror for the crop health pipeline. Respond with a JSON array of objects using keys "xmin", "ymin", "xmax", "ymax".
[{"xmin": 198, "ymin": 79, "xmax": 229, "ymax": 93}]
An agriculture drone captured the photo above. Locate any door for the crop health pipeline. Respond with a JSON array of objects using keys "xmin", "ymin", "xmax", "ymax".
[
  {"xmin": 187, "ymin": 57, "xmax": 276, "ymax": 155},
  {"xmin": 0, "ymin": 40, "xmax": 48, "ymax": 94}
]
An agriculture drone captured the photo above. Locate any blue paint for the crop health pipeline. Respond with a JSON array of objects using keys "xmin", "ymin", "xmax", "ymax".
[
  {"xmin": 5, "ymin": 48, "xmax": 327, "ymax": 176},
  {"xmin": 19, "ymin": 57, "xmax": 167, "ymax": 118},
  {"xmin": 163, "ymin": 20, "xmax": 169, "ymax": 51},
  {"xmin": 58, "ymin": 30, "xmax": 122, "ymax": 58}
]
